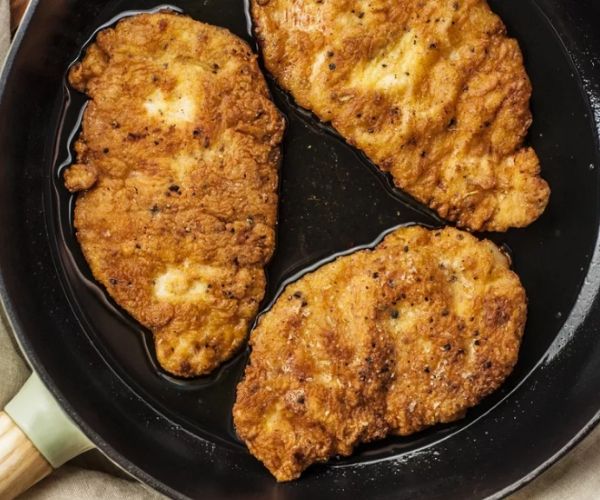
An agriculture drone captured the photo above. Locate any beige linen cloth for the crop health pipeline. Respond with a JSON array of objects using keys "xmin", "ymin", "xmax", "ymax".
[{"xmin": 1, "ymin": 2, "xmax": 600, "ymax": 499}]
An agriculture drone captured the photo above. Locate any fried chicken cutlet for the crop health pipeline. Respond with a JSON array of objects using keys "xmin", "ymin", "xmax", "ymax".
[
  {"xmin": 251, "ymin": 0, "xmax": 550, "ymax": 232},
  {"xmin": 234, "ymin": 226, "xmax": 526, "ymax": 481},
  {"xmin": 64, "ymin": 12, "xmax": 285, "ymax": 377}
]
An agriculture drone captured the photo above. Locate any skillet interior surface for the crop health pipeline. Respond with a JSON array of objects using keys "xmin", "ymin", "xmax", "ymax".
[{"xmin": 1, "ymin": 0, "xmax": 600, "ymax": 498}]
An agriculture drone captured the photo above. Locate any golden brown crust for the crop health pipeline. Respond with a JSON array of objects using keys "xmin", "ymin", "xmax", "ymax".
[
  {"xmin": 233, "ymin": 226, "xmax": 526, "ymax": 481},
  {"xmin": 251, "ymin": 0, "xmax": 550, "ymax": 231},
  {"xmin": 65, "ymin": 12, "xmax": 285, "ymax": 377}
]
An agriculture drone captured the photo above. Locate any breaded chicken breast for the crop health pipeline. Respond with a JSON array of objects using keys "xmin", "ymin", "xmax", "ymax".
[
  {"xmin": 64, "ymin": 12, "xmax": 284, "ymax": 377},
  {"xmin": 251, "ymin": 0, "xmax": 550, "ymax": 232},
  {"xmin": 233, "ymin": 226, "xmax": 526, "ymax": 481}
]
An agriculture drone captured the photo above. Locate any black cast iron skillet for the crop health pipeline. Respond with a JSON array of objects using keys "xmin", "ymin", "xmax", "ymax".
[{"xmin": 1, "ymin": 0, "xmax": 600, "ymax": 498}]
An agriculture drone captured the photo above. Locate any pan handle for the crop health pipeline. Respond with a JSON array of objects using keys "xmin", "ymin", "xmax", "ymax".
[
  {"xmin": 0, "ymin": 412, "xmax": 51, "ymax": 499},
  {"xmin": 0, "ymin": 374, "xmax": 94, "ymax": 499}
]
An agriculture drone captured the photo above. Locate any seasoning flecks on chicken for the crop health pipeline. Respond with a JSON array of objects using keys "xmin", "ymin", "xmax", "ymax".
[
  {"xmin": 233, "ymin": 226, "xmax": 526, "ymax": 481},
  {"xmin": 251, "ymin": 0, "xmax": 550, "ymax": 231},
  {"xmin": 64, "ymin": 12, "xmax": 285, "ymax": 377}
]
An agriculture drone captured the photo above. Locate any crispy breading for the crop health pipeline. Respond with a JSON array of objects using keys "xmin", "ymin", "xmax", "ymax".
[
  {"xmin": 251, "ymin": 0, "xmax": 550, "ymax": 231},
  {"xmin": 233, "ymin": 226, "xmax": 526, "ymax": 481},
  {"xmin": 64, "ymin": 12, "xmax": 284, "ymax": 377}
]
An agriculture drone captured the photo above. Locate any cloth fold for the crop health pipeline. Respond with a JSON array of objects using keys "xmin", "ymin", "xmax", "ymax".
[
  {"xmin": 0, "ymin": 0, "xmax": 597, "ymax": 498},
  {"xmin": 0, "ymin": 0, "xmax": 9, "ymax": 58}
]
